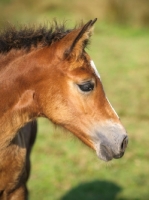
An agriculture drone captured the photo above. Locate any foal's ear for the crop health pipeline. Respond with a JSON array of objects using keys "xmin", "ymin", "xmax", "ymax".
[{"xmin": 60, "ymin": 18, "xmax": 97, "ymax": 60}]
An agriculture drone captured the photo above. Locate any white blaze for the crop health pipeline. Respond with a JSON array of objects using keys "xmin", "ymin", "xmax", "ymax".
[
  {"xmin": 90, "ymin": 60, "xmax": 100, "ymax": 79},
  {"xmin": 106, "ymin": 97, "xmax": 119, "ymax": 118},
  {"xmin": 90, "ymin": 60, "xmax": 119, "ymax": 118}
]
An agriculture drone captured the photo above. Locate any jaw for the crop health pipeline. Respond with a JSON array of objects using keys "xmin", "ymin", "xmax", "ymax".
[{"xmin": 63, "ymin": 123, "xmax": 95, "ymax": 150}]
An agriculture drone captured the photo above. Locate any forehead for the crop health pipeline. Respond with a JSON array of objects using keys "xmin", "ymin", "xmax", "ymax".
[
  {"xmin": 84, "ymin": 53, "xmax": 100, "ymax": 78},
  {"xmin": 67, "ymin": 53, "xmax": 100, "ymax": 82},
  {"xmin": 81, "ymin": 53, "xmax": 100, "ymax": 79},
  {"xmin": 90, "ymin": 60, "xmax": 100, "ymax": 79}
]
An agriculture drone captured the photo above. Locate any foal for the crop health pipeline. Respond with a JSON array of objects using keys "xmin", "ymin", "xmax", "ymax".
[{"xmin": 0, "ymin": 19, "xmax": 128, "ymax": 199}]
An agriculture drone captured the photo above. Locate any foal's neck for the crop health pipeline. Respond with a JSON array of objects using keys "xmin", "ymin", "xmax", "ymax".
[
  {"xmin": 0, "ymin": 49, "xmax": 24, "ymax": 72},
  {"xmin": 0, "ymin": 49, "xmax": 41, "ymax": 147}
]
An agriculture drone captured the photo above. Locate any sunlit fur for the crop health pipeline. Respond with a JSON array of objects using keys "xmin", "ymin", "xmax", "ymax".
[{"xmin": 0, "ymin": 19, "xmax": 128, "ymax": 199}]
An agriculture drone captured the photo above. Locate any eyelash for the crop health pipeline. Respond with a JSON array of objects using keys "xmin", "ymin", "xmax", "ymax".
[{"xmin": 78, "ymin": 81, "xmax": 94, "ymax": 92}]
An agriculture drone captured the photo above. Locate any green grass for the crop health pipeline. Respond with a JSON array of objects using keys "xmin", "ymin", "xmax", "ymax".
[
  {"xmin": 28, "ymin": 27, "xmax": 149, "ymax": 199},
  {"xmin": 1, "ymin": 1, "xmax": 149, "ymax": 200}
]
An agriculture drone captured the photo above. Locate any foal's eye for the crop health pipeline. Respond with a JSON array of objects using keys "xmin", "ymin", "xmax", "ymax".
[{"xmin": 78, "ymin": 82, "xmax": 94, "ymax": 92}]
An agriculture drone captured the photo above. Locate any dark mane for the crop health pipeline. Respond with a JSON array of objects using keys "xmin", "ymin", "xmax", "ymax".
[{"xmin": 0, "ymin": 21, "xmax": 74, "ymax": 54}]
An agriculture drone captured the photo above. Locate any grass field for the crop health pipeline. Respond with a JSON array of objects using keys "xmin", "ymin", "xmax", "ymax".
[{"xmin": 1, "ymin": 1, "xmax": 149, "ymax": 200}]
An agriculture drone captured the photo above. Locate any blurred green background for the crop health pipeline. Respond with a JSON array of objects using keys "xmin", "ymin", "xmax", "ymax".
[{"xmin": 1, "ymin": 0, "xmax": 149, "ymax": 199}]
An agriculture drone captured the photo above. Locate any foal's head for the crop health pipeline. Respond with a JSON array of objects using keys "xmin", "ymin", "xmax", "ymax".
[{"xmin": 32, "ymin": 19, "xmax": 128, "ymax": 161}]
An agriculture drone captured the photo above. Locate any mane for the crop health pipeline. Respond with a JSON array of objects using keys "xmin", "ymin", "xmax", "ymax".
[{"xmin": 0, "ymin": 21, "xmax": 75, "ymax": 54}]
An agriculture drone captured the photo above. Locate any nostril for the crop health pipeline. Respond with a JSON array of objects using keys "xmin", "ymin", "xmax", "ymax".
[{"xmin": 120, "ymin": 136, "xmax": 128, "ymax": 152}]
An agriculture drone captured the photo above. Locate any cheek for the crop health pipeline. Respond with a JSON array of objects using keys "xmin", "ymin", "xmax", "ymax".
[
  {"xmin": 45, "ymin": 99, "xmax": 73, "ymax": 125},
  {"xmin": 68, "ymin": 93, "xmax": 96, "ymax": 119}
]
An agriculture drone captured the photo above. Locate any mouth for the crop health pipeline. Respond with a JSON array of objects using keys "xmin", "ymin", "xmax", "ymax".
[
  {"xmin": 96, "ymin": 144, "xmax": 125, "ymax": 162},
  {"xmin": 99, "ymin": 144, "xmax": 113, "ymax": 161},
  {"xmin": 113, "ymin": 152, "xmax": 124, "ymax": 159}
]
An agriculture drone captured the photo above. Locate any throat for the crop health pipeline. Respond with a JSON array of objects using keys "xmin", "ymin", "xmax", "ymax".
[{"xmin": 0, "ymin": 89, "xmax": 39, "ymax": 149}]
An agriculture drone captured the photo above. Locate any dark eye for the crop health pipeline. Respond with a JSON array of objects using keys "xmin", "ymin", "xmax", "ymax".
[{"xmin": 78, "ymin": 82, "xmax": 94, "ymax": 92}]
